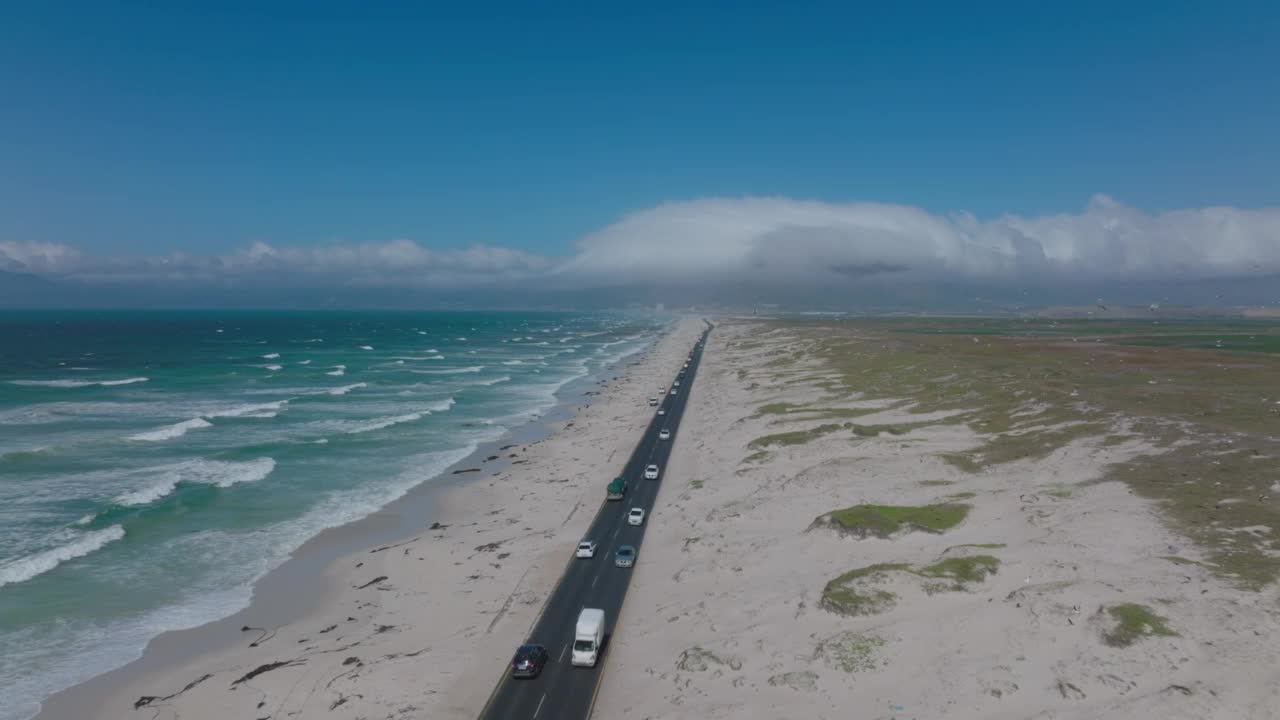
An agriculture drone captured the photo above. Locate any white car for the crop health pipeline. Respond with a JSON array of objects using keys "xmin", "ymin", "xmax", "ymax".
[
  {"xmin": 659, "ymin": 429, "xmax": 671, "ymax": 440},
  {"xmin": 644, "ymin": 464, "xmax": 660, "ymax": 480},
  {"xmin": 673, "ymin": 380, "xmax": 680, "ymax": 387},
  {"xmin": 627, "ymin": 507, "xmax": 645, "ymax": 526},
  {"xmin": 659, "ymin": 386, "xmax": 665, "ymax": 394},
  {"xmin": 576, "ymin": 540, "xmax": 597, "ymax": 558},
  {"xmin": 648, "ymin": 397, "xmax": 658, "ymax": 406},
  {"xmin": 670, "ymin": 389, "xmax": 678, "ymax": 395},
  {"xmin": 657, "ymin": 408, "xmax": 666, "ymax": 416}
]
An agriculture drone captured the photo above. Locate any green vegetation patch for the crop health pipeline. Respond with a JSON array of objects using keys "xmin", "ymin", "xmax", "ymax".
[
  {"xmin": 1101, "ymin": 603, "xmax": 1177, "ymax": 647},
  {"xmin": 1105, "ymin": 448, "xmax": 1280, "ymax": 591},
  {"xmin": 850, "ymin": 423, "xmax": 921, "ymax": 437},
  {"xmin": 748, "ymin": 316, "xmax": 1280, "ymax": 590},
  {"xmin": 947, "ymin": 491, "xmax": 977, "ymax": 500},
  {"xmin": 676, "ymin": 646, "xmax": 742, "ymax": 672},
  {"xmin": 754, "ymin": 401, "xmax": 801, "ymax": 417},
  {"xmin": 820, "ymin": 563, "xmax": 909, "ymax": 616},
  {"xmin": 816, "ymin": 631, "xmax": 885, "ymax": 673},
  {"xmin": 821, "ymin": 503, "xmax": 971, "ymax": 538},
  {"xmin": 940, "ymin": 452, "xmax": 983, "ymax": 473},
  {"xmin": 822, "ymin": 555, "xmax": 1001, "ymax": 616},
  {"xmin": 749, "ymin": 423, "xmax": 845, "ymax": 449},
  {"xmin": 917, "ymin": 555, "xmax": 1001, "ymax": 590},
  {"xmin": 789, "ymin": 406, "xmax": 884, "ymax": 421}
]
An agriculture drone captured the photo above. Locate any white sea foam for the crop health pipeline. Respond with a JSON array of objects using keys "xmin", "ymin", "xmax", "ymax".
[
  {"xmin": 426, "ymin": 397, "xmax": 456, "ymax": 413},
  {"xmin": 297, "ymin": 359, "xmax": 312, "ymax": 365},
  {"xmin": 207, "ymin": 400, "xmax": 289, "ymax": 419},
  {"xmin": 502, "ymin": 360, "xmax": 524, "ymax": 365},
  {"xmin": 128, "ymin": 417, "xmax": 213, "ymax": 442},
  {"xmin": 326, "ymin": 382, "xmax": 367, "ymax": 396},
  {"xmin": 262, "ymin": 353, "xmax": 280, "ymax": 359},
  {"xmin": 409, "ymin": 365, "xmax": 484, "ymax": 375},
  {"xmin": 467, "ymin": 375, "xmax": 511, "ymax": 387},
  {"xmin": 359, "ymin": 345, "xmax": 373, "ymax": 350},
  {"xmin": 263, "ymin": 364, "xmax": 283, "ymax": 371},
  {"xmin": 114, "ymin": 481, "xmax": 176, "ymax": 507},
  {"xmin": 8, "ymin": 377, "xmax": 150, "ymax": 388},
  {"xmin": 0, "ymin": 525, "xmax": 126, "ymax": 588},
  {"xmin": 113, "ymin": 458, "xmax": 277, "ymax": 506},
  {"xmin": 326, "ymin": 365, "xmax": 346, "ymax": 376},
  {"xmin": 343, "ymin": 397, "xmax": 453, "ymax": 434},
  {"xmin": 346, "ymin": 411, "xmax": 425, "ymax": 434}
]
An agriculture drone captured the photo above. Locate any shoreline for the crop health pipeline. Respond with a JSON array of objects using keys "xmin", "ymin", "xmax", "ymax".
[{"xmin": 35, "ymin": 317, "xmax": 697, "ymax": 720}]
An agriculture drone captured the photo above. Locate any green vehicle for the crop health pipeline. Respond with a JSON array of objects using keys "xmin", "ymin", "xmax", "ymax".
[{"xmin": 606, "ymin": 476, "xmax": 626, "ymax": 500}]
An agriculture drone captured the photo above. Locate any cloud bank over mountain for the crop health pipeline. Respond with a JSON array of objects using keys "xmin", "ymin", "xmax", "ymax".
[
  {"xmin": 4, "ymin": 195, "xmax": 1279, "ymax": 308},
  {"xmin": 562, "ymin": 195, "xmax": 1280, "ymax": 284}
]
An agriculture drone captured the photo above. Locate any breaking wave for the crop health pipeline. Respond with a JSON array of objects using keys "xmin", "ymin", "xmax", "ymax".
[
  {"xmin": 8, "ymin": 377, "xmax": 150, "ymax": 388},
  {"xmin": 0, "ymin": 526, "xmax": 126, "ymax": 589},
  {"xmin": 128, "ymin": 418, "xmax": 213, "ymax": 442}
]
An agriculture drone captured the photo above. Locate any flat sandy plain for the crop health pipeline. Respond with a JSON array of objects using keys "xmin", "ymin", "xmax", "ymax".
[{"xmin": 595, "ymin": 317, "xmax": 1280, "ymax": 720}]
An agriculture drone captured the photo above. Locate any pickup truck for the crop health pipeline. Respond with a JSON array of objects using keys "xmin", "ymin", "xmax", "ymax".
[{"xmin": 606, "ymin": 476, "xmax": 626, "ymax": 500}]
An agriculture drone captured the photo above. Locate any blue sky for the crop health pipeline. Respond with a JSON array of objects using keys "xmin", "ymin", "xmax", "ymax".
[{"xmin": 2, "ymin": 1, "xmax": 1278, "ymax": 261}]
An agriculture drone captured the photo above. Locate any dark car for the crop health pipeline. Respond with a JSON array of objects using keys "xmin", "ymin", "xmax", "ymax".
[
  {"xmin": 511, "ymin": 643, "xmax": 549, "ymax": 678},
  {"xmin": 615, "ymin": 544, "xmax": 637, "ymax": 568}
]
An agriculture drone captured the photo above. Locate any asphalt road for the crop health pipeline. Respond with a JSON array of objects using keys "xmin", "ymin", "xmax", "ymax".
[{"xmin": 477, "ymin": 321, "xmax": 713, "ymax": 720}]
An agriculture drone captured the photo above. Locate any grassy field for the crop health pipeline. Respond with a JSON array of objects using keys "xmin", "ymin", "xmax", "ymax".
[{"xmin": 736, "ymin": 316, "xmax": 1280, "ymax": 590}]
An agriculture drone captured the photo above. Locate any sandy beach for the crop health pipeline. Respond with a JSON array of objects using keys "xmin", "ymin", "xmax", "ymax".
[{"xmin": 37, "ymin": 317, "xmax": 708, "ymax": 720}]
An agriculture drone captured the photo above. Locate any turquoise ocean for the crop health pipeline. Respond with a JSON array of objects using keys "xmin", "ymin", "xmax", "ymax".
[{"xmin": 0, "ymin": 310, "xmax": 665, "ymax": 720}]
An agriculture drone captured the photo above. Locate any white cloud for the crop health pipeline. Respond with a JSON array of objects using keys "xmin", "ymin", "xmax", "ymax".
[
  {"xmin": 559, "ymin": 195, "xmax": 1280, "ymax": 284},
  {"xmin": 0, "ymin": 241, "xmax": 82, "ymax": 273},
  {"xmin": 4, "ymin": 196, "xmax": 1279, "ymax": 298},
  {"xmin": 0, "ymin": 239, "xmax": 549, "ymax": 288}
]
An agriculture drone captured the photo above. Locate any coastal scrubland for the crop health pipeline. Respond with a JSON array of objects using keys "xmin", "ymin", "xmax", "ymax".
[{"xmin": 597, "ymin": 316, "xmax": 1280, "ymax": 719}]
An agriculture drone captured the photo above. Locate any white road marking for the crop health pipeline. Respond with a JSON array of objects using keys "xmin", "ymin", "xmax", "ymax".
[
  {"xmin": 592, "ymin": 574, "xmax": 599, "ymax": 588},
  {"xmin": 559, "ymin": 643, "xmax": 568, "ymax": 663},
  {"xmin": 534, "ymin": 693, "xmax": 546, "ymax": 719}
]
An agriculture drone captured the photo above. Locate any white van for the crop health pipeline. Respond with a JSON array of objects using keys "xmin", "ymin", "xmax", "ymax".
[{"xmin": 573, "ymin": 608, "xmax": 605, "ymax": 667}]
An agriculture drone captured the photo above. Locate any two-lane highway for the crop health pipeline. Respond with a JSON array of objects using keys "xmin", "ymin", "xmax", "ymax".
[{"xmin": 478, "ymin": 322, "xmax": 713, "ymax": 720}]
